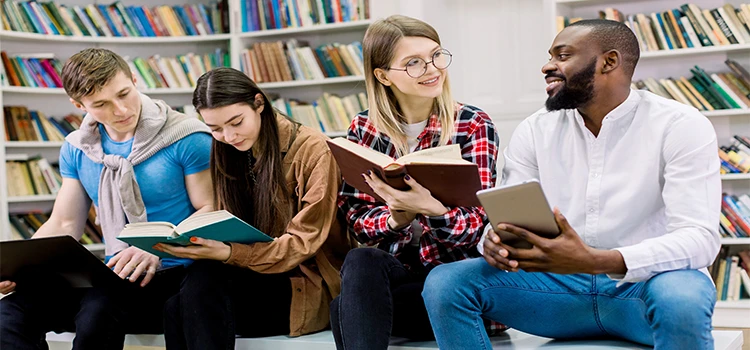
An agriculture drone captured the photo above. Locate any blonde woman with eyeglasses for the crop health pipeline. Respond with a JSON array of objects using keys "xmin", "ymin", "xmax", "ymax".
[{"xmin": 330, "ymin": 15, "xmax": 504, "ymax": 349}]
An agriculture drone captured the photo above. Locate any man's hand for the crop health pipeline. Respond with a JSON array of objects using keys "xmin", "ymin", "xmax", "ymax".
[
  {"xmin": 491, "ymin": 208, "xmax": 625, "ymax": 275},
  {"xmin": 154, "ymin": 237, "xmax": 232, "ymax": 262},
  {"xmin": 106, "ymin": 246, "xmax": 161, "ymax": 287},
  {"xmin": 0, "ymin": 281, "xmax": 16, "ymax": 294},
  {"xmin": 364, "ymin": 171, "xmax": 448, "ymax": 217}
]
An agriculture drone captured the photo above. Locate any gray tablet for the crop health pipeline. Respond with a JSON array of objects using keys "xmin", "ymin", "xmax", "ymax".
[{"xmin": 476, "ymin": 180, "xmax": 560, "ymax": 249}]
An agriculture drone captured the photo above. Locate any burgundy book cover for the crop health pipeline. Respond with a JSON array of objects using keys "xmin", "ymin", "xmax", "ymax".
[{"xmin": 327, "ymin": 139, "xmax": 483, "ymax": 208}]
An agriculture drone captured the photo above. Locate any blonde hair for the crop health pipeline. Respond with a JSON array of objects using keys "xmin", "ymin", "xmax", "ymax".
[{"xmin": 363, "ymin": 15, "xmax": 455, "ymax": 156}]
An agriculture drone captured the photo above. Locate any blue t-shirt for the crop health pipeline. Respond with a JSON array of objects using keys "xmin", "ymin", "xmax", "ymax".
[{"xmin": 60, "ymin": 124, "xmax": 212, "ymax": 268}]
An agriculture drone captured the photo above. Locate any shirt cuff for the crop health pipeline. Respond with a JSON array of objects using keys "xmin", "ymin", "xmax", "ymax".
[
  {"xmin": 477, "ymin": 224, "xmax": 493, "ymax": 256},
  {"xmin": 611, "ymin": 245, "xmax": 654, "ymax": 285},
  {"xmin": 421, "ymin": 208, "xmax": 456, "ymax": 230},
  {"xmin": 224, "ymin": 242, "xmax": 262, "ymax": 267},
  {"xmin": 384, "ymin": 215, "xmax": 412, "ymax": 237}
]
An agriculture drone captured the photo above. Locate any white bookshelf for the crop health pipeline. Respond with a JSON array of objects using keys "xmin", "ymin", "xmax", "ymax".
[
  {"xmin": 714, "ymin": 300, "xmax": 750, "ymax": 328},
  {"xmin": 1, "ymin": 0, "xmax": 389, "ymax": 239},
  {"xmin": 550, "ymin": 0, "xmax": 750, "ymax": 329},
  {"xmin": 236, "ymin": 20, "xmax": 373, "ymax": 38}
]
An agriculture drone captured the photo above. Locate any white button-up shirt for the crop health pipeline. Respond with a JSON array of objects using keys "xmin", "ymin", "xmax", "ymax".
[{"xmin": 480, "ymin": 89, "xmax": 721, "ymax": 284}]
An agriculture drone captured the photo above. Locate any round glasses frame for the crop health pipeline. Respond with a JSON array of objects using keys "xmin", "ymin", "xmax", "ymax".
[{"xmin": 386, "ymin": 49, "xmax": 453, "ymax": 79}]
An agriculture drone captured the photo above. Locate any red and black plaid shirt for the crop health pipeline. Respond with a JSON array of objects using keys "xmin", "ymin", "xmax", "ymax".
[{"xmin": 338, "ymin": 103, "xmax": 500, "ymax": 266}]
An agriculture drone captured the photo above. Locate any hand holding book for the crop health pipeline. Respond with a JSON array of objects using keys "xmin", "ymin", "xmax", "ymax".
[
  {"xmin": 362, "ymin": 170, "xmax": 449, "ymax": 218},
  {"xmin": 154, "ymin": 236, "xmax": 232, "ymax": 261},
  {"xmin": 327, "ymin": 138, "xmax": 483, "ymax": 207},
  {"xmin": 117, "ymin": 210, "xmax": 272, "ymax": 259}
]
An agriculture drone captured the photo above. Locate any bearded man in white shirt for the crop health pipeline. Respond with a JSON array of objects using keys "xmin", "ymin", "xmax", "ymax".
[{"xmin": 422, "ymin": 19, "xmax": 721, "ymax": 350}]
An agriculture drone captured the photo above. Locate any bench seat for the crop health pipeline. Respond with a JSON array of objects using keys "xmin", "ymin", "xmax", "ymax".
[{"xmin": 46, "ymin": 329, "xmax": 744, "ymax": 349}]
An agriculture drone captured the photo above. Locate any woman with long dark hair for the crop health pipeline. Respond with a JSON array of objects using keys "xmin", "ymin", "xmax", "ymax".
[{"xmin": 156, "ymin": 67, "xmax": 354, "ymax": 349}]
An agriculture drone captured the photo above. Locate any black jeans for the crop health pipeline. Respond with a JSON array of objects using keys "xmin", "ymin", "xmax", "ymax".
[
  {"xmin": 330, "ymin": 247, "xmax": 435, "ymax": 350},
  {"xmin": 163, "ymin": 260, "xmax": 291, "ymax": 350},
  {"xmin": 0, "ymin": 267, "xmax": 185, "ymax": 350}
]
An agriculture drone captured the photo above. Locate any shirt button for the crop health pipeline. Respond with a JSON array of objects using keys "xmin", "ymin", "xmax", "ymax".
[
  {"xmin": 589, "ymin": 208, "xmax": 595, "ymax": 213},
  {"xmin": 592, "ymin": 173, "xmax": 599, "ymax": 178}
]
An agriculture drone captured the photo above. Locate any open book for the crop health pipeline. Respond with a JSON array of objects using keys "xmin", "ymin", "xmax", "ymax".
[
  {"xmin": 327, "ymin": 138, "xmax": 482, "ymax": 207},
  {"xmin": 117, "ymin": 210, "xmax": 273, "ymax": 259}
]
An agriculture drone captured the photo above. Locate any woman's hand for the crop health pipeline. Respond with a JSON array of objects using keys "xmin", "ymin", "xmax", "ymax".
[
  {"xmin": 364, "ymin": 171, "xmax": 449, "ymax": 217},
  {"xmin": 154, "ymin": 237, "xmax": 232, "ymax": 262}
]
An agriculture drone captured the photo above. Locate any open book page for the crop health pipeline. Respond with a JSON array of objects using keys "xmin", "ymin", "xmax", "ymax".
[
  {"xmin": 395, "ymin": 144, "xmax": 469, "ymax": 165},
  {"xmin": 174, "ymin": 210, "xmax": 234, "ymax": 234},
  {"xmin": 327, "ymin": 137, "xmax": 395, "ymax": 168},
  {"xmin": 119, "ymin": 222, "xmax": 177, "ymax": 238}
]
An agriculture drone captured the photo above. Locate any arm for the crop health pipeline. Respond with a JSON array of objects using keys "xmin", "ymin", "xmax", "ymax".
[
  {"xmin": 224, "ymin": 148, "xmax": 342, "ymax": 273},
  {"xmin": 417, "ymin": 113, "xmax": 501, "ymax": 250},
  {"xmin": 32, "ymin": 178, "xmax": 91, "ymax": 240},
  {"xmin": 612, "ymin": 114, "xmax": 721, "ymax": 283},
  {"xmin": 338, "ymin": 118, "xmax": 413, "ymax": 246},
  {"xmin": 478, "ymin": 118, "xmax": 539, "ymax": 255},
  {"xmin": 184, "ymin": 169, "xmax": 213, "ymax": 216}
]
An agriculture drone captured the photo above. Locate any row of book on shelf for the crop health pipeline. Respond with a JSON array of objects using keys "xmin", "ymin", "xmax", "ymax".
[
  {"xmin": 1, "ymin": 105, "xmax": 197, "ymax": 142},
  {"xmin": 271, "ymin": 91, "xmax": 364, "ymax": 133},
  {"xmin": 8, "ymin": 206, "xmax": 103, "ymax": 247},
  {"xmin": 719, "ymin": 135, "xmax": 750, "ymax": 176},
  {"xmin": 0, "ymin": 50, "xmax": 231, "ymax": 89},
  {"xmin": 3, "ymin": 107, "xmax": 80, "ymax": 142},
  {"xmin": 241, "ymin": 0, "xmax": 369, "ymax": 32},
  {"xmin": 633, "ymin": 59, "xmax": 750, "ymax": 112},
  {"xmin": 5, "ymin": 155, "xmax": 61, "ymax": 197},
  {"xmin": 712, "ymin": 248, "xmax": 750, "ymax": 301},
  {"xmin": 127, "ymin": 50, "xmax": 230, "ymax": 90},
  {"xmin": 240, "ymin": 40, "xmax": 363, "ymax": 83},
  {"xmin": 0, "ymin": 0, "xmax": 229, "ymax": 37},
  {"xmin": 558, "ymin": 3, "xmax": 750, "ymax": 52}
]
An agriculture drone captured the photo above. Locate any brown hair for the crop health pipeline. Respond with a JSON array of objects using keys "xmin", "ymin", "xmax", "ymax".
[
  {"xmin": 363, "ymin": 15, "xmax": 456, "ymax": 156},
  {"xmin": 61, "ymin": 48, "xmax": 132, "ymax": 102},
  {"xmin": 193, "ymin": 67, "xmax": 293, "ymax": 238}
]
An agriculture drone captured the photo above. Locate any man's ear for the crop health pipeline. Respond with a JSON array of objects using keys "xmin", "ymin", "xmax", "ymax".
[
  {"xmin": 254, "ymin": 93, "xmax": 264, "ymax": 114},
  {"xmin": 131, "ymin": 72, "xmax": 138, "ymax": 86},
  {"xmin": 70, "ymin": 98, "xmax": 86, "ymax": 113},
  {"xmin": 373, "ymin": 68, "xmax": 392, "ymax": 86},
  {"xmin": 601, "ymin": 49, "xmax": 621, "ymax": 74}
]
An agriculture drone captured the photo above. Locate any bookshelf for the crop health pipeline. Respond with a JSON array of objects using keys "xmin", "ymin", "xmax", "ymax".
[
  {"xmin": 549, "ymin": 0, "xmax": 750, "ymax": 328},
  {"xmin": 1, "ymin": 0, "xmax": 387, "ymax": 246}
]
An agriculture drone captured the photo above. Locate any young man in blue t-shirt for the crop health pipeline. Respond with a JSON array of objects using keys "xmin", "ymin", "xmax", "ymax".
[{"xmin": 0, "ymin": 48, "xmax": 214, "ymax": 349}]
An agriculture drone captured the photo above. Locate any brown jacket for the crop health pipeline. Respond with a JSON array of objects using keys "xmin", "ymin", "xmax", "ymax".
[{"xmin": 224, "ymin": 116, "xmax": 354, "ymax": 336}]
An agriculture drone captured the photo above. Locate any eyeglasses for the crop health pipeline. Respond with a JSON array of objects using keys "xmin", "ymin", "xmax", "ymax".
[{"xmin": 387, "ymin": 49, "xmax": 453, "ymax": 79}]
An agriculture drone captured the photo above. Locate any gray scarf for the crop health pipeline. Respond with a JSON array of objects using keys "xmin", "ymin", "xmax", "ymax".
[{"xmin": 66, "ymin": 93, "xmax": 210, "ymax": 255}]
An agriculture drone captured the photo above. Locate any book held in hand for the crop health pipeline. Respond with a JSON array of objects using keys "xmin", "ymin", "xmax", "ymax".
[
  {"xmin": 326, "ymin": 137, "xmax": 483, "ymax": 207},
  {"xmin": 117, "ymin": 210, "xmax": 273, "ymax": 259}
]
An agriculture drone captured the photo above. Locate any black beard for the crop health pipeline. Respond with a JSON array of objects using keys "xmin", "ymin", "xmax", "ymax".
[{"xmin": 545, "ymin": 58, "xmax": 597, "ymax": 111}]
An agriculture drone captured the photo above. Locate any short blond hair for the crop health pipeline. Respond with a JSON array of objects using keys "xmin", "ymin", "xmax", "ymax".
[{"xmin": 62, "ymin": 48, "xmax": 132, "ymax": 102}]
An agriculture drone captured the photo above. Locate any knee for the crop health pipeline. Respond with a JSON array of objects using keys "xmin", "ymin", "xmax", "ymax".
[
  {"xmin": 180, "ymin": 260, "xmax": 229, "ymax": 299},
  {"xmin": 645, "ymin": 270, "xmax": 714, "ymax": 323},
  {"xmin": 340, "ymin": 248, "xmax": 392, "ymax": 278},
  {"xmin": 422, "ymin": 259, "xmax": 484, "ymax": 312}
]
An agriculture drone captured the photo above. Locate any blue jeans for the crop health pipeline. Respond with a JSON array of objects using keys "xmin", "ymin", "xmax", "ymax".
[{"xmin": 422, "ymin": 258, "xmax": 716, "ymax": 350}]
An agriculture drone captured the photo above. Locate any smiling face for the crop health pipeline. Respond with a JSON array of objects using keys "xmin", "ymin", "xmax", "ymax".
[
  {"xmin": 375, "ymin": 36, "xmax": 448, "ymax": 100},
  {"xmin": 200, "ymin": 95, "xmax": 264, "ymax": 152},
  {"xmin": 542, "ymin": 26, "xmax": 599, "ymax": 111},
  {"xmin": 71, "ymin": 71, "xmax": 141, "ymax": 140}
]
